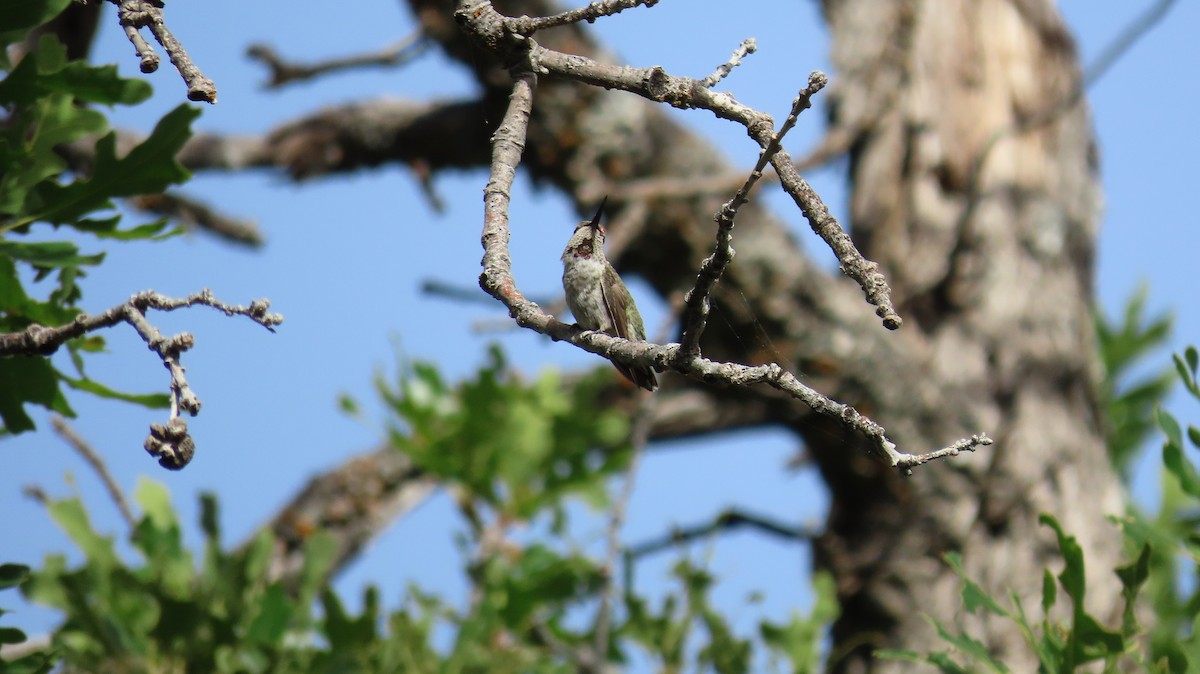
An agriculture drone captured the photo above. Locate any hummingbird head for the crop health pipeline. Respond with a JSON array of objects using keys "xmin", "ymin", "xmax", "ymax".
[{"xmin": 563, "ymin": 197, "xmax": 608, "ymax": 260}]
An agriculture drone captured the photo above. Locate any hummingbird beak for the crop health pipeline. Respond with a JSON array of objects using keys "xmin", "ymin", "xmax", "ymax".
[{"xmin": 588, "ymin": 196, "xmax": 608, "ymax": 234}]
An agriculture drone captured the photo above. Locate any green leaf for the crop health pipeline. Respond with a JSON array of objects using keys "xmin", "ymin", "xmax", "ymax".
[
  {"xmin": 0, "ymin": 563, "xmax": 29, "ymax": 590},
  {"xmin": 295, "ymin": 530, "xmax": 338, "ymax": 609},
  {"xmin": 1039, "ymin": 514, "xmax": 1086, "ymax": 605},
  {"xmin": 37, "ymin": 59, "xmax": 151, "ymax": 106},
  {"xmin": 0, "ymin": 241, "xmax": 105, "ymax": 269},
  {"xmin": 760, "ymin": 572, "xmax": 839, "ymax": 674},
  {"xmin": 0, "ymin": 651, "xmax": 55, "ymax": 674},
  {"xmin": 337, "ymin": 392, "xmax": 359, "ymax": 416},
  {"xmin": 0, "ymin": 256, "xmax": 82, "ymax": 329},
  {"xmin": 0, "ymin": 357, "xmax": 73, "ymax": 433},
  {"xmin": 1163, "ymin": 432, "xmax": 1200, "ymax": 499},
  {"xmin": 0, "ymin": 625, "xmax": 28, "ymax": 644},
  {"xmin": 928, "ymin": 615, "xmax": 1011, "ymax": 673},
  {"xmin": 1041, "ymin": 568, "xmax": 1057, "ymax": 614},
  {"xmin": 22, "ymin": 104, "xmax": 199, "ymax": 227},
  {"xmin": 1159, "ymin": 408, "xmax": 1184, "ymax": 448},
  {"xmin": 199, "ymin": 492, "xmax": 220, "ymax": 545},
  {"xmin": 0, "ymin": 0, "xmax": 71, "ymax": 52},
  {"xmin": 1073, "ymin": 613, "xmax": 1125, "ymax": 658},
  {"xmin": 46, "ymin": 497, "xmax": 118, "ymax": 569},
  {"xmin": 322, "ymin": 586, "xmax": 380, "ymax": 652},
  {"xmin": 945, "ymin": 552, "xmax": 1008, "ymax": 618},
  {"xmin": 73, "ymin": 217, "xmax": 181, "ymax": 242},
  {"xmin": 134, "ymin": 479, "xmax": 175, "ymax": 531},
  {"xmin": 59, "ymin": 374, "xmax": 170, "ymax": 409},
  {"xmin": 1175, "ymin": 352, "xmax": 1200, "ymax": 397},
  {"xmin": 876, "ymin": 649, "xmax": 972, "ymax": 674},
  {"xmin": 245, "ymin": 583, "xmax": 292, "ymax": 646},
  {"xmin": 1096, "ymin": 293, "xmax": 1176, "ymax": 475},
  {"xmin": 0, "ymin": 35, "xmax": 148, "ymax": 106}
]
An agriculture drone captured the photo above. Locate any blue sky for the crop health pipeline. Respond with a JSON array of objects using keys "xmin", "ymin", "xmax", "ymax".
[{"xmin": 3, "ymin": 0, "xmax": 1197, "ymax": 651}]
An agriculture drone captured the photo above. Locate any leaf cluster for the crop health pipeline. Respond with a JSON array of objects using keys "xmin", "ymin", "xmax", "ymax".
[{"xmin": 2, "ymin": 349, "xmax": 837, "ymax": 672}]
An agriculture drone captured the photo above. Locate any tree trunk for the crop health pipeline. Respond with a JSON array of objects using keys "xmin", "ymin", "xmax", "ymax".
[{"xmin": 816, "ymin": 1, "xmax": 1126, "ymax": 670}]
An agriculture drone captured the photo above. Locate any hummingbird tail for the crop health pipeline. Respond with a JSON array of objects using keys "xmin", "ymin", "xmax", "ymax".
[{"xmin": 615, "ymin": 361, "xmax": 658, "ymax": 392}]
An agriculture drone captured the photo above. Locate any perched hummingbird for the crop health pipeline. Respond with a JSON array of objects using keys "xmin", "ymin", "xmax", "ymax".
[{"xmin": 561, "ymin": 198, "xmax": 658, "ymax": 391}]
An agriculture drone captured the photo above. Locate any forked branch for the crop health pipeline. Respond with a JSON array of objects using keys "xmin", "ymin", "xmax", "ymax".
[
  {"xmin": 0, "ymin": 289, "xmax": 282, "ymax": 469},
  {"xmin": 466, "ymin": 2, "xmax": 984, "ymax": 474},
  {"xmin": 105, "ymin": 0, "xmax": 217, "ymax": 102}
]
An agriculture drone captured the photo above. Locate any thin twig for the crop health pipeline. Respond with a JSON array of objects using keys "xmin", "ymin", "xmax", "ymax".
[
  {"xmin": 128, "ymin": 192, "xmax": 264, "ymax": 248},
  {"xmin": 700, "ymin": 38, "xmax": 757, "ymax": 88},
  {"xmin": 1082, "ymin": 0, "xmax": 1179, "ymax": 85},
  {"xmin": 51, "ymin": 416, "xmax": 137, "ymax": 530},
  {"xmin": 110, "ymin": 0, "xmax": 217, "ymax": 102},
  {"xmin": 504, "ymin": 0, "xmax": 660, "ymax": 35},
  {"xmin": 677, "ymin": 73, "xmax": 829, "ymax": 360},
  {"xmin": 593, "ymin": 394, "xmax": 656, "ymax": 666},
  {"xmin": 626, "ymin": 508, "xmax": 818, "ymax": 560},
  {"xmin": 621, "ymin": 507, "xmax": 819, "ymax": 602},
  {"xmin": 422, "ymin": 278, "xmax": 560, "ymax": 309},
  {"xmin": 246, "ymin": 32, "xmax": 431, "ymax": 89}
]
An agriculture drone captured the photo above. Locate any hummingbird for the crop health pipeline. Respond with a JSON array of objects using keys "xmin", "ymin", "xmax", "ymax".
[{"xmin": 561, "ymin": 198, "xmax": 658, "ymax": 391}]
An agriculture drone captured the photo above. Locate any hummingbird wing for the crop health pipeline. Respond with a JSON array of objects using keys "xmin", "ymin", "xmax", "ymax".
[
  {"xmin": 600, "ymin": 264, "xmax": 633, "ymax": 340},
  {"xmin": 600, "ymin": 264, "xmax": 658, "ymax": 391}
]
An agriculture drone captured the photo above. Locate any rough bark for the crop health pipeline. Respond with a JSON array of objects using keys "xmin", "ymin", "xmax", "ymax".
[{"xmin": 817, "ymin": 1, "xmax": 1125, "ymax": 670}]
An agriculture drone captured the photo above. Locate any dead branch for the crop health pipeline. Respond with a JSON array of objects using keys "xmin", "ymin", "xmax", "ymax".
[
  {"xmin": 0, "ymin": 289, "xmax": 282, "ymax": 469},
  {"xmin": 464, "ymin": 1, "xmax": 971, "ymax": 473},
  {"xmin": 106, "ymin": 0, "xmax": 217, "ymax": 102}
]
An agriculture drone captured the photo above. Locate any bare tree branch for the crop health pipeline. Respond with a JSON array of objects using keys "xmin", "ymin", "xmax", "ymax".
[
  {"xmin": 464, "ymin": 1, "xmax": 969, "ymax": 472},
  {"xmin": 128, "ymin": 192, "xmax": 264, "ymax": 247},
  {"xmin": 625, "ymin": 507, "xmax": 819, "ymax": 560},
  {"xmin": 51, "ymin": 416, "xmax": 137, "ymax": 530},
  {"xmin": 503, "ymin": 0, "xmax": 660, "ymax": 34},
  {"xmin": 700, "ymin": 37, "xmax": 757, "ymax": 89},
  {"xmin": 678, "ymin": 73, "xmax": 829, "ymax": 360},
  {"xmin": 594, "ymin": 393, "xmax": 656, "ymax": 664},
  {"xmin": 466, "ymin": 4, "xmax": 901, "ymax": 329},
  {"xmin": 246, "ymin": 31, "xmax": 432, "ymax": 89},
  {"xmin": 175, "ymin": 98, "xmax": 491, "ymax": 179},
  {"xmin": 1, "ymin": 289, "xmax": 282, "ymax": 469},
  {"xmin": 242, "ymin": 445, "xmax": 437, "ymax": 586},
  {"xmin": 107, "ymin": 0, "xmax": 217, "ymax": 102}
]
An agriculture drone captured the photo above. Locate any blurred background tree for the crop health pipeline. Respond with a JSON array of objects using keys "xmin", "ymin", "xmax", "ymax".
[{"xmin": 2, "ymin": 1, "xmax": 1196, "ymax": 672}]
